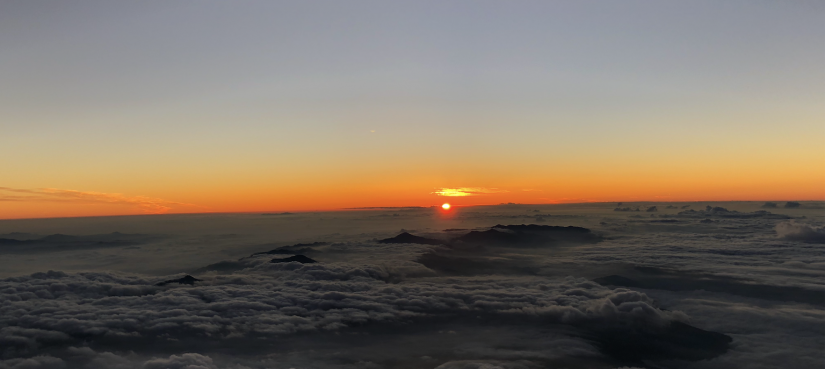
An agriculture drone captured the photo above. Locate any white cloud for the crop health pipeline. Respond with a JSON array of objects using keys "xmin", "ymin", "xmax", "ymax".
[{"xmin": 432, "ymin": 188, "xmax": 508, "ymax": 197}]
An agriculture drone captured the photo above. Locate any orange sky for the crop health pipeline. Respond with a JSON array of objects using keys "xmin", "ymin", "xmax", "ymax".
[
  {"xmin": 2, "ymin": 112, "xmax": 823, "ymax": 219},
  {"xmin": 2, "ymin": 163, "xmax": 823, "ymax": 219},
  {"xmin": 2, "ymin": 2, "xmax": 823, "ymax": 219}
]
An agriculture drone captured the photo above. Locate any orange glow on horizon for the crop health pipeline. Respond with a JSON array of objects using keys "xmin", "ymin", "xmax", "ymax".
[{"xmin": 1, "ymin": 160, "xmax": 823, "ymax": 219}]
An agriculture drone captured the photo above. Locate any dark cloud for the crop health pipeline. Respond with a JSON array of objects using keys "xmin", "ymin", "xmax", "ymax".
[
  {"xmin": 1, "ymin": 203, "xmax": 823, "ymax": 368},
  {"xmin": 0, "ymin": 355, "xmax": 66, "ymax": 369},
  {"xmin": 142, "ymin": 353, "xmax": 217, "ymax": 369},
  {"xmin": 775, "ymin": 222, "xmax": 825, "ymax": 243},
  {"xmin": 0, "ymin": 233, "xmax": 162, "ymax": 254},
  {"xmin": 190, "ymin": 261, "xmax": 250, "ymax": 275},
  {"xmin": 594, "ymin": 266, "xmax": 825, "ymax": 306},
  {"xmin": 784, "ymin": 201, "xmax": 801, "ymax": 208},
  {"xmin": 677, "ymin": 206, "xmax": 791, "ymax": 219},
  {"xmin": 0, "ymin": 266, "xmax": 715, "ymax": 367}
]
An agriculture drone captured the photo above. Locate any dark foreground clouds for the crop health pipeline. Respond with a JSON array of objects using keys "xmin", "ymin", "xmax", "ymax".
[
  {"xmin": 775, "ymin": 221, "xmax": 825, "ymax": 243},
  {"xmin": 0, "ymin": 202, "xmax": 823, "ymax": 369},
  {"xmin": 1, "ymin": 261, "xmax": 713, "ymax": 368}
]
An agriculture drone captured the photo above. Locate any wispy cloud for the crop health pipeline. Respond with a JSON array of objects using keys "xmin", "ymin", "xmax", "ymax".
[
  {"xmin": 431, "ymin": 187, "xmax": 508, "ymax": 197},
  {"xmin": 0, "ymin": 187, "xmax": 199, "ymax": 214}
]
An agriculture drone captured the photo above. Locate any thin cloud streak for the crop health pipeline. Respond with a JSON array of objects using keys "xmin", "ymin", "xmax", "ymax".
[
  {"xmin": 0, "ymin": 187, "xmax": 198, "ymax": 214},
  {"xmin": 432, "ymin": 187, "xmax": 508, "ymax": 197}
]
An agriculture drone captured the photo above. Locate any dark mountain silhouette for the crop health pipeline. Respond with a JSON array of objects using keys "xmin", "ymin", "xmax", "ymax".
[
  {"xmin": 271, "ymin": 255, "xmax": 317, "ymax": 264},
  {"xmin": 156, "ymin": 275, "xmax": 201, "ymax": 286},
  {"xmin": 417, "ymin": 224, "xmax": 602, "ymax": 275},
  {"xmin": 191, "ymin": 243, "xmax": 324, "ymax": 275},
  {"xmin": 380, "ymin": 224, "xmax": 604, "ymax": 251},
  {"xmin": 455, "ymin": 224, "xmax": 601, "ymax": 245},
  {"xmin": 378, "ymin": 232, "xmax": 444, "ymax": 245},
  {"xmin": 452, "ymin": 229, "xmax": 520, "ymax": 245},
  {"xmin": 251, "ymin": 242, "xmax": 328, "ymax": 256}
]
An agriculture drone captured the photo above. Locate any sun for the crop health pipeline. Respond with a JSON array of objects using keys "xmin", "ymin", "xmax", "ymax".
[{"xmin": 442, "ymin": 203, "xmax": 451, "ymax": 210}]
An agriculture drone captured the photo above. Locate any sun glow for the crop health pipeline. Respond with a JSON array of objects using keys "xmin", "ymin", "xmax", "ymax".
[{"xmin": 442, "ymin": 203, "xmax": 451, "ymax": 210}]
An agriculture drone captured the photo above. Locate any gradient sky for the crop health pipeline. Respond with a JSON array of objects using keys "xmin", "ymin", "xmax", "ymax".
[{"xmin": 1, "ymin": 0, "xmax": 823, "ymax": 219}]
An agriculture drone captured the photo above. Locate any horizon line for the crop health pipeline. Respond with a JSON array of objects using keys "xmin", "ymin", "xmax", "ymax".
[{"xmin": 1, "ymin": 199, "xmax": 821, "ymax": 221}]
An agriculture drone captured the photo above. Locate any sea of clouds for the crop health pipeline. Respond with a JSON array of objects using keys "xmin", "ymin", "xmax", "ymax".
[{"xmin": 0, "ymin": 202, "xmax": 822, "ymax": 369}]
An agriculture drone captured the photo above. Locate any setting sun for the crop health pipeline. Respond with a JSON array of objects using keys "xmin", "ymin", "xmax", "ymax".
[{"xmin": 442, "ymin": 203, "xmax": 451, "ymax": 210}]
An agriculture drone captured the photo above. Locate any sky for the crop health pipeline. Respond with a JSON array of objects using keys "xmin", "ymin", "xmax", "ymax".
[{"xmin": 1, "ymin": 0, "xmax": 823, "ymax": 219}]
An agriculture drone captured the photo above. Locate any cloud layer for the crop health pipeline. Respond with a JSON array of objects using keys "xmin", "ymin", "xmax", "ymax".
[
  {"xmin": 0, "ymin": 187, "xmax": 197, "ymax": 214},
  {"xmin": 0, "ymin": 202, "xmax": 822, "ymax": 368},
  {"xmin": 432, "ymin": 188, "xmax": 508, "ymax": 197},
  {"xmin": 775, "ymin": 221, "xmax": 825, "ymax": 243}
]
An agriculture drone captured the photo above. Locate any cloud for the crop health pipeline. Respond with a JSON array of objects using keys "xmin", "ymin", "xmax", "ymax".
[
  {"xmin": 676, "ymin": 206, "xmax": 791, "ymax": 219},
  {"xmin": 142, "ymin": 353, "xmax": 217, "ymax": 369},
  {"xmin": 434, "ymin": 361, "xmax": 535, "ymax": 369},
  {"xmin": 646, "ymin": 289, "xmax": 825, "ymax": 369},
  {"xmin": 2, "ymin": 203, "xmax": 824, "ymax": 368},
  {"xmin": 0, "ymin": 263, "xmax": 714, "ymax": 368},
  {"xmin": 593, "ymin": 266, "xmax": 825, "ymax": 306},
  {"xmin": 0, "ymin": 355, "xmax": 66, "ymax": 369},
  {"xmin": 775, "ymin": 222, "xmax": 825, "ymax": 243},
  {"xmin": 0, "ymin": 187, "xmax": 199, "ymax": 214},
  {"xmin": 432, "ymin": 188, "xmax": 508, "ymax": 197},
  {"xmin": 0, "ymin": 233, "xmax": 163, "ymax": 255}
]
